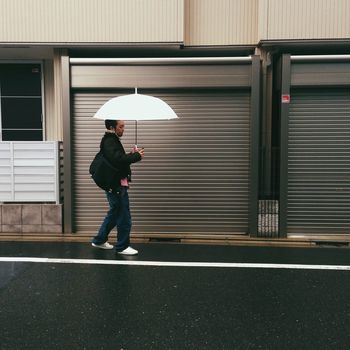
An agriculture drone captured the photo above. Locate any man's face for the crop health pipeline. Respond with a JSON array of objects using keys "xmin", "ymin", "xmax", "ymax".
[{"xmin": 115, "ymin": 120, "xmax": 125, "ymax": 137}]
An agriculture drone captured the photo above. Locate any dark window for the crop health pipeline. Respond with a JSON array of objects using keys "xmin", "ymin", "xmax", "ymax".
[
  {"xmin": 0, "ymin": 64, "xmax": 43, "ymax": 141},
  {"xmin": 1, "ymin": 98, "xmax": 42, "ymax": 129},
  {"xmin": 2, "ymin": 130, "xmax": 43, "ymax": 141}
]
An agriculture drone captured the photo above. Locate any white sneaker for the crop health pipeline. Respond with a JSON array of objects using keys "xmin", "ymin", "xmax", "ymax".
[
  {"xmin": 117, "ymin": 246, "xmax": 138, "ymax": 255},
  {"xmin": 91, "ymin": 242, "xmax": 114, "ymax": 250}
]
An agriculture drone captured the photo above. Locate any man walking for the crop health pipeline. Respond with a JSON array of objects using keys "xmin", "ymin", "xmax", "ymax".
[{"xmin": 92, "ymin": 119, "xmax": 144, "ymax": 255}]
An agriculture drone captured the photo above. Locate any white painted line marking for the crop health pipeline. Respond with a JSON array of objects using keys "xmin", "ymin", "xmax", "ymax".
[{"xmin": 0, "ymin": 257, "xmax": 350, "ymax": 271}]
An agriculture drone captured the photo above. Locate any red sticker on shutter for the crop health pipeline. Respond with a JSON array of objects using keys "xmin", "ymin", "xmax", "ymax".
[{"xmin": 282, "ymin": 94, "xmax": 290, "ymax": 103}]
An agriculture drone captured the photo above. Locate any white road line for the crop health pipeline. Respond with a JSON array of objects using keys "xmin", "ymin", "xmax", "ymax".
[{"xmin": 0, "ymin": 257, "xmax": 350, "ymax": 271}]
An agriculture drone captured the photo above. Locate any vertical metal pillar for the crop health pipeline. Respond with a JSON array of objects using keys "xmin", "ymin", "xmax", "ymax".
[
  {"xmin": 279, "ymin": 54, "xmax": 291, "ymax": 237},
  {"xmin": 61, "ymin": 53, "xmax": 73, "ymax": 233},
  {"xmin": 249, "ymin": 55, "xmax": 261, "ymax": 236}
]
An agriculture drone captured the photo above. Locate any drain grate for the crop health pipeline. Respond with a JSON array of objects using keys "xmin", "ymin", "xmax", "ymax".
[
  {"xmin": 149, "ymin": 237, "xmax": 181, "ymax": 243},
  {"xmin": 313, "ymin": 241, "xmax": 350, "ymax": 247},
  {"xmin": 258, "ymin": 200, "xmax": 279, "ymax": 237}
]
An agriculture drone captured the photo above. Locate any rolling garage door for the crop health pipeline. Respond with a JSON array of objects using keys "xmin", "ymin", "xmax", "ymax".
[
  {"xmin": 73, "ymin": 90, "xmax": 251, "ymax": 236},
  {"xmin": 288, "ymin": 89, "xmax": 350, "ymax": 234}
]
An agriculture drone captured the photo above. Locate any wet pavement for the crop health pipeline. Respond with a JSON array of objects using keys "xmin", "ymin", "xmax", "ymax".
[{"xmin": 0, "ymin": 242, "xmax": 350, "ymax": 349}]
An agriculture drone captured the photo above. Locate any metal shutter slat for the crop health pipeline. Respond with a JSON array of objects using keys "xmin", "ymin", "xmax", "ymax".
[
  {"xmin": 73, "ymin": 91, "xmax": 250, "ymax": 235},
  {"xmin": 288, "ymin": 89, "xmax": 350, "ymax": 234}
]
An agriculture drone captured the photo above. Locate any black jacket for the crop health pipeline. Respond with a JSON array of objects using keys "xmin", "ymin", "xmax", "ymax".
[
  {"xmin": 94, "ymin": 132, "xmax": 141, "ymax": 191},
  {"xmin": 101, "ymin": 132, "xmax": 141, "ymax": 184}
]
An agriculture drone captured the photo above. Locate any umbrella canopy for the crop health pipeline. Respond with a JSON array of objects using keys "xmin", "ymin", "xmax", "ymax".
[
  {"xmin": 93, "ymin": 91, "xmax": 178, "ymax": 120},
  {"xmin": 93, "ymin": 90, "xmax": 178, "ymax": 146}
]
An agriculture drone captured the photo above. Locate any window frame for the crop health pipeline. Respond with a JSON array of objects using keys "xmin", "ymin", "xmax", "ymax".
[{"xmin": 0, "ymin": 60, "xmax": 45, "ymax": 141}]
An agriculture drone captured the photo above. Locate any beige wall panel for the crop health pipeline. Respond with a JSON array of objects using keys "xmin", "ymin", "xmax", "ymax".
[
  {"xmin": 53, "ymin": 52, "xmax": 63, "ymax": 141},
  {"xmin": 43, "ymin": 60, "xmax": 55, "ymax": 141},
  {"xmin": 185, "ymin": 0, "xmax": 258, "ymax": 45},
  {"xmin": 0, "ymin": 0, "xmax": 183, "ymax": 43},
  {"xmin": 265, "ymin": 0, "xmax": 350, "ymax": 40},
  {"xmin": 258, "ymin": 0, "xmax": 269, "ymax": 40},
  {"xmin": 43, "ymin": 56, "xmax": 63, "ymax": 141}
]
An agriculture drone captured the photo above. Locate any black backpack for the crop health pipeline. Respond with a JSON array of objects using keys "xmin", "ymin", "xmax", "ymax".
[{"xmin": 89, "ymin": 139, "xmax": 120, "ymax": 192}]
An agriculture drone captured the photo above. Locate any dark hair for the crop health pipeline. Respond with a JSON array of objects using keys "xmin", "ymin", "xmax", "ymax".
[{"xmin": 105, "ymin": 120, "xmax": 119, "ymax": 130}]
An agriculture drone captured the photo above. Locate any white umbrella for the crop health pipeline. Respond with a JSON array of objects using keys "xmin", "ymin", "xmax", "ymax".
[{"xmin": 94, "ymin": 89, "xmax": 178, "ymax": 146}]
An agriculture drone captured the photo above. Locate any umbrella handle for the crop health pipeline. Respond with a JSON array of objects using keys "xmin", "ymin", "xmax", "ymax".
[{"xmin": 135, "ymin": 87, "xmax": 138, "ymax": 147}]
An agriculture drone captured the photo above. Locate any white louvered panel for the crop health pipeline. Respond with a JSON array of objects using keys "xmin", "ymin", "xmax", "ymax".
[
  {"xmin": 288, "ymin": 89, "xmax": 350, "ymax": 234},
  {"xmin": 185, "ymin": 0, "xmax": 258, "ymax": 45},
  {"xmin": 73, "ymin": 91, "xmax": 251, "ymax": 235},
  {"xmin": 266, "ymin": 0, "xmax": 350, "ymax": 40},
  {"xmin": 0, "ymin": 142, "xmax": 12, "ymax": 200},
  {"xmin": 0, "ymin": 0, "xmax": 183, "ymax": 43},
  {"xmin": 0, "ymin": 141, "xmax": 59, "ymax": 202},
  {"xmin": 13, "ymin": 142, "xmax": 58, "ymax": 202}
]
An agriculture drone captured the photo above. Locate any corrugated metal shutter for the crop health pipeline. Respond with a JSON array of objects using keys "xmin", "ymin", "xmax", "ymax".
[
  {"xmin": 73, "ymin": 90, "xmax": 250, "ymax": 236},
  {"xmin": 288, "ymin": 89, "xmax": 350, "ymax": 234}
]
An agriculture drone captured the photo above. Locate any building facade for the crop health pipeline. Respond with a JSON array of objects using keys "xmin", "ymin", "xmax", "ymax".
[{"xmin": 0, "ymin": 0, "xmax": 349, "ymax": 241}]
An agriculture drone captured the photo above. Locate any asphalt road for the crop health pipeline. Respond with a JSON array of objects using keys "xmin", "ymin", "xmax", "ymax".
[{"xmin": 0, "ymin": 242, "xmax": 350, "ymax": 350}]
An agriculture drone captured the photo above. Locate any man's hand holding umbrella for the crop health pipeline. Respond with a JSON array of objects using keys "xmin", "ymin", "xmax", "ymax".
[{"xmin": 132, "ymin": 145, "xmax": 145, "ymax": 158}]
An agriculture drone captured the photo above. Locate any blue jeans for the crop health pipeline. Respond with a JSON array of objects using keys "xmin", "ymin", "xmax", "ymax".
[{"xmin": 92, "ymin": 187, "xmax": 132, "ymax": 251}]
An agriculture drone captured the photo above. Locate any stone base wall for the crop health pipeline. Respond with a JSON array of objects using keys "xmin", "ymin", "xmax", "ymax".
[{"xmin": 0, "ymin": 204, "xmax": 62, "ymax": 233}]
